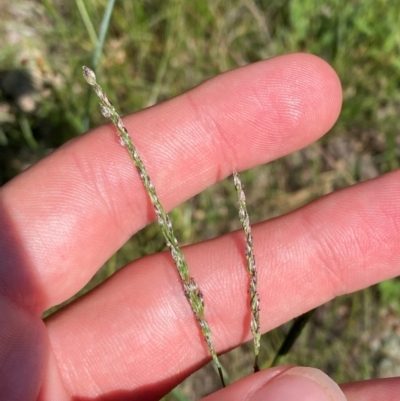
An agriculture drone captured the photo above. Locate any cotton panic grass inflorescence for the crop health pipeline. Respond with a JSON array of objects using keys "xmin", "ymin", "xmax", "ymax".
[
  {"xmin": 233, "ymin": 171, "xmax": 261, "ymax": 373},
  {"xmin": 82, "ymin": 66, "xmax": 225, "ymax": 387}
]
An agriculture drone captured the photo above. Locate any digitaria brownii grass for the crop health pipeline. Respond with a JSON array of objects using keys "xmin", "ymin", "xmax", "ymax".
[
  {"xmin": 82, "ymin": 66, "xmax": 225, "ymax": 387},
  {"xmin": 233, "ymin": 171, "xmax": 261, "ymax": 373}
]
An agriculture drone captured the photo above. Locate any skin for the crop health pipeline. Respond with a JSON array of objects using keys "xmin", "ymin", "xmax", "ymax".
[{"xmin": 0, "ymin": 53, "xmax": 399, "ymax": 400}]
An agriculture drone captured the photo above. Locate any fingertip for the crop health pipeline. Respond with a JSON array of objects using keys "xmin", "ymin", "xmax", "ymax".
[
  {"xmin": 255, "ymin": 53, "xmax": 343, "ymax": 152},
  {"xmin": 204, "ymin": 367, "xmax": 347, "ymax": 401},
  {"xmin": 189, "ymin": 52, "xmax": 343, "ymax": 170},
  {"xmin": 295, "ymin": 53, "xmax": 343, "ymax": 133},
  {"xmin": 252, "ymin": 367, "xmax": 346, "ymax": 401}
]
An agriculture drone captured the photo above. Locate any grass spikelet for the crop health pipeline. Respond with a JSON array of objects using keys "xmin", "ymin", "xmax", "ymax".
[
  {"xmin": 233, "ymin": 171, "xmax": 261, "ymax": 373},
  {"xmin": 82, "ymin": 66, "xmax": 225, "ymax": 387}
]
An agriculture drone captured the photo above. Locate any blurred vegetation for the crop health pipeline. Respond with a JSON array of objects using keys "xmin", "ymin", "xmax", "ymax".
[{"xmin": 1, "ymin": 0, "xmax": 400, "ymax": 399}]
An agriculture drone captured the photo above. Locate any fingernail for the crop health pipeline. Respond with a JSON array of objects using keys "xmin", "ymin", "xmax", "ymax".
[{"xmin": 249, "ymin": 367, "xmax": 346, "ymax": 401}]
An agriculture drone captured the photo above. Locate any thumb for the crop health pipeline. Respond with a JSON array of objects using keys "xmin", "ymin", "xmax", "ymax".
[{"xmin": 203, "ymin": 367, "xmax": 347, "ymax": 401}]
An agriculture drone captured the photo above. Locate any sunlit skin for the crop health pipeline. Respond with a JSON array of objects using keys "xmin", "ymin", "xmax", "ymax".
[{"xmin": 1, "ymin": 53, "xmax": 399, "ymax": 400}]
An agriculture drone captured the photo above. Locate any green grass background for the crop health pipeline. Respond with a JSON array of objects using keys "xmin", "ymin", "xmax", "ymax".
[{"xmin": 1, "ymin": 0, "xmax": 400, "ymax": 399}]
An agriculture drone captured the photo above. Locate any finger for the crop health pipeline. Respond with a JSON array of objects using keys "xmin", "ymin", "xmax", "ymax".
[
  {"xmin": 341, "ymin": 377, "xmax": 400, "ymax": 401},
  {"xmin": 0, "ymin": 298, "xmax": 71, "ymax": 401},
  {"xmin": 0, "ymin": 53, "xmax": 342, "ymax": 310},
  {"xmin": 204, "ymin": 367, "xmax": 346, "ymax": 401},
  {"xmin": 47, "ymin": 170, "xmax": 400, "ymax": 399}
]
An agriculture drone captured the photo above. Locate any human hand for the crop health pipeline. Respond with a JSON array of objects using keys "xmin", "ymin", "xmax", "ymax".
[{"xmin": 1, "ymin": 53, "xmax": 399, "ymax": 400}]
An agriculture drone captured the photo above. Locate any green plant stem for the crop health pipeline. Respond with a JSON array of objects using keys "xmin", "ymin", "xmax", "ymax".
[
  {"xmin": 75, "ymin": 0, "xmax": 98, "ymax": 46},
  {"xmin": 92, "ymin": 0, "xmax": 116, "ymax": 69},
  {"xmin": 19, "ymin": 115, "xmax": 38, "ymax": 150},
  {"xmin": 270, "ymin": 309, "xmax": 316, "ymax": 367},
  {"xmin": 82, "ymin": 66, "xmax": 225, "ymax": 387},
  {"xmin": 81, "ymin": 0, "xmax": 116, "ymax": 132}
]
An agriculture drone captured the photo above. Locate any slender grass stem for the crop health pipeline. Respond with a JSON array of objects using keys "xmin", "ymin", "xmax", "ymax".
[
  {"xmin": 75, "ymin": 0, "xmax": 98, "ymax": 47},
  {"xmin": 81, "ymin": 0, "xmax": 116, "ymax": 133},
  {"xmin": 233, "ymin": 171, "xmax": 261, "ymax": 373},
  {"xmin": 270, "ymin": 309, "xmax": 316, "ymax": 367},
  {"xmin": 82, "ymin": 66, "xmax": 225, "ymax": 387},
  {"xmin": 92, "ymin": 0, "xmax": 116, "ymax": 69}
]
